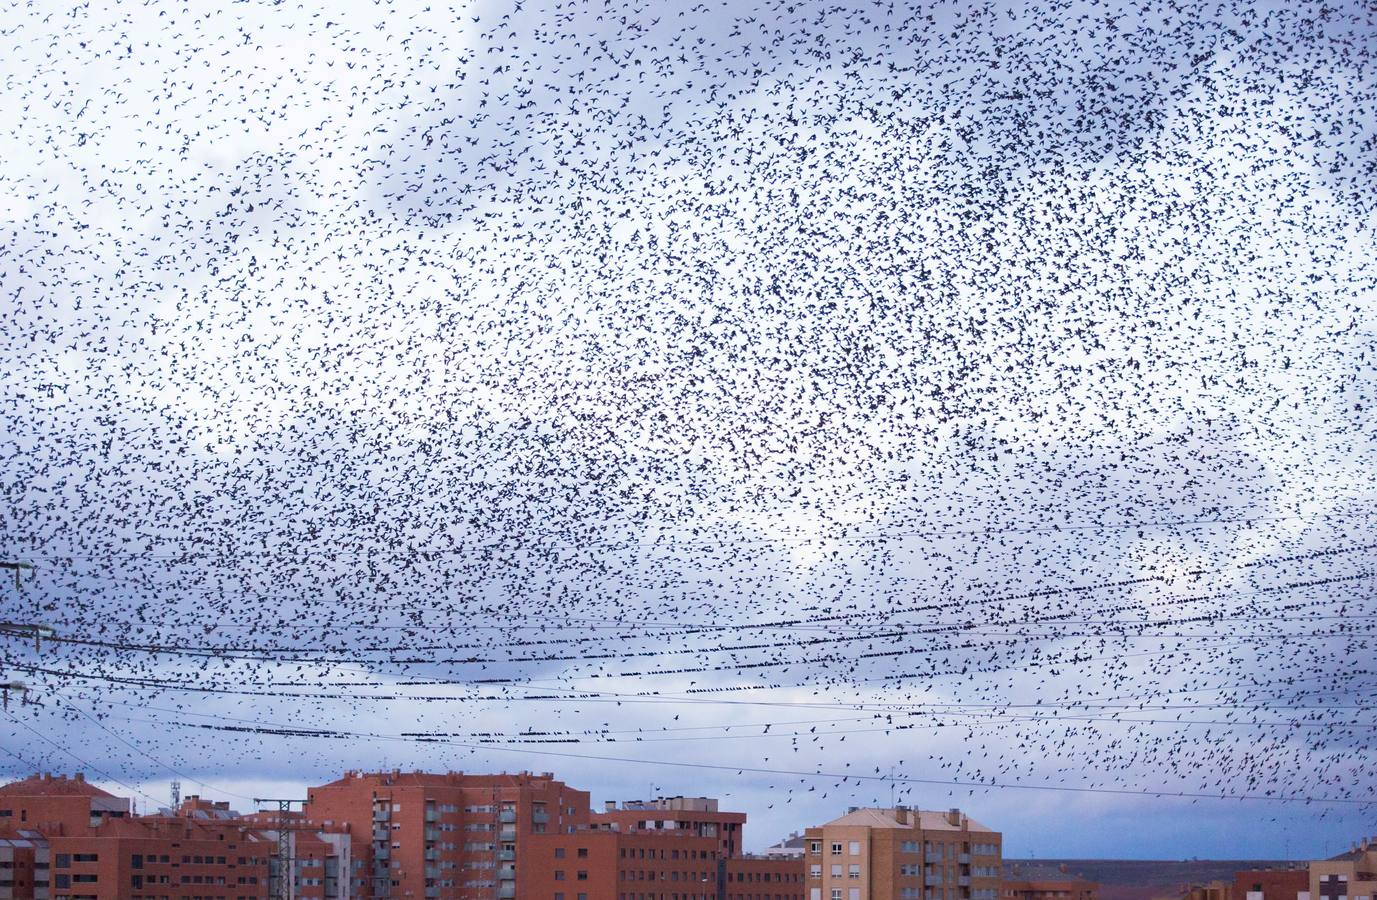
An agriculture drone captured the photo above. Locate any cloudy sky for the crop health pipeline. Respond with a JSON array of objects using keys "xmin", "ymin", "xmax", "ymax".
[{"xmin": 2, "ymin": 0, "xmax": 1377, "ymax": 858}]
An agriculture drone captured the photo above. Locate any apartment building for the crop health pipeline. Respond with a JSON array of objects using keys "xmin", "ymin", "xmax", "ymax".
[
  {"xmin": 722, "ymin": 856, "xmax": 807, "ymax": 900},
  {"xmin": 802, "ymin": 807, "xmax": 1001, "ymax": 900},
  {"xmin": 523, "ymin": 826, "xmax": 723, "ymax": 900},
  {"xmin": 0, "ymin": 774, "xmax": 355, "ymax": 900},
  {"xmin": 47, "ymin": 815, "xmax": 275, "ymax": 900},
  {"xmin": 303, "ymin": 770, "xmax": 590, "ymax": 900},
  {"xmin": 1309, "ymin": 839, "xmax": 1377, "ymax": 900},
  {"xmin": 0, "ymin": 831, "xmax": 47, "ymax": 900},
  {"xmin": 596, "ymin": 799, "xmax": 747, "ymax": 861},
  {"xmin": 0, "ymin": 775, "xmax": 130, "ymax": 834}
]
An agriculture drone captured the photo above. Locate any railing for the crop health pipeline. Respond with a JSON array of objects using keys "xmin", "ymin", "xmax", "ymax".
[
  {"xmin": 925, "ymin": 875, "xmax": 943, "ymax": 886},
  {"xmin": 498, "ymin": 809, "xmax": 517, "ymax": 824},
  {"xmin": 532, "ymin": 811, "xmax": 549, "ymax": 824}
]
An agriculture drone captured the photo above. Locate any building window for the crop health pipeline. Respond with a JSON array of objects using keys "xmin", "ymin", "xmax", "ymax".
[
  {"xmin": 833, "ymin": 890, "xmax": 843, "ymax": 900},
  {"xmin": 832, "ymin": 843, "xmax": 843, "ymax": 855},
  {"xmin": 555, "ymin": 872, "xmax": 566, "ymax": 881},
  {"xmin": 577, "ymin": 872, "xmax": 588, "ymax": 881},
  {"xmin": 578, "ymin": 849, "xmax": 589, "ymax": 858},
  {"xmin": 832, "ymin": 866, "xmax": 843, "ymax": 878},
  {"xmin": 849, "ymin": 843, "xmax": 861, "ymax": 856},
  {"xmin": 850, "ymin": 866, "xmax": 861, "ymax": 879},
  {"xmin": 810, "ymin": 842, "xmax": 822, "ymax": 855},
  {"xmin": 850, "ymin": 890, "xmax": 861, "ymax": 900},
  {"xmin": 555, "ymin": 849, "xmax": 566, "ymax": 859}
]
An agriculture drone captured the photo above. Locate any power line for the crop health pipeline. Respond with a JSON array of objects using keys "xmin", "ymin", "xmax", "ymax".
[{"xmin": 69, "ymin": 707, "xmax": 1377, "ymax": 807}]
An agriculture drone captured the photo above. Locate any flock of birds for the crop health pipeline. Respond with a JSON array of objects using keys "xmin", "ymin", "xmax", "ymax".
[{"xmin": 1, "ymin": 0, "xmax": 1376, "ymax": 837}]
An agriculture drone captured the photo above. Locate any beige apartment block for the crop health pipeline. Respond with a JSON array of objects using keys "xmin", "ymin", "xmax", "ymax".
[{"xmin": 802, "ymin": 807, "xmax": 1001, "ymax": 900}]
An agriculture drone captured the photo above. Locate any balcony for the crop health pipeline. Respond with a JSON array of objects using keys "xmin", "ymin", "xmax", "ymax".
[
  {"xmin": 498, "ymin": 850, "xmax": 516, "ymax": 862},
  {"xmin": 925, "ymin": 875, "xmax": 943, "ymax": 886},
  {"xmin": 959, "ymin": 854, "xmax": 970, "ymax": 864},
  {"xmin": 424, "ymin": 849, "xmax": 439, "ymax": 862},
  {"xmin": 499, "ymin": 827, "xmax": 517, "ymax": 841},
  {"xmin": 425, "ymin": 827, "xmax": 440, "ymax": 841},
  {"xmin": 499, "ymin": 884, "xmax": 516, "ymax": 899},
  {"xmin": 373, "ymin": 810, "xmax": 390, "ymax": 822},
  {"xmin": 959, "ymin": 877, "xmax": 971, "ymax": 886},
  {"xmin": 499, "ymin": 865, "xmax": 516, "ymax": 881},
  {"xmin": 374, "ymin": 827, "xmax": 390, "ymax": 841},
  {"xmin": 498, "ymin": 809, "xmax": 517, "ymax": 824},
  {"xmin": 532, "ymin": 810, "xmax": 549, "ymax": 824}
]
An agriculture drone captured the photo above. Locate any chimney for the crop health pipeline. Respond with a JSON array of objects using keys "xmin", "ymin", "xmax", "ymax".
[
  {"xmin": 895, "ymin": 806, "xmax": 910, "ymax": 825},
  {"xmin": 947, "ymin": 808, "xmax": 961, "ymax": 827},
  {"xmin": 605, "ymin": 801, "xmax": 617, "ymax": 812}
]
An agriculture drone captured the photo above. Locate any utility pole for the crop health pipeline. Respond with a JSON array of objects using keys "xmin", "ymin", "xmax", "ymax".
[
  {"xmin": 1, "ymin": 563, "xmax": 48, "ymax": 709},
  {"xmin": 0, "ymin": 562, "xmax": 33, "ymax": 589},
  {"xmin": 255, "ymin": 798, "xmax": 305, "ymax": 900}
]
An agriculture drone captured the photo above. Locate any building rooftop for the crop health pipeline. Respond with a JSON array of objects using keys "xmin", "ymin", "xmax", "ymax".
[
  {"xmin": 819, "ymin": 807, "xmax": 994, "ymax": 833},
  {"xmin": 0, "ymin": 774, "xmax": 117, "ymax": 799}
]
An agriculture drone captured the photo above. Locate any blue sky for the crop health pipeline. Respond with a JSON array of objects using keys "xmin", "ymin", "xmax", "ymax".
[{"xmin": 1, "ymin": 0, "xmax": 1376, "ymax": 859}]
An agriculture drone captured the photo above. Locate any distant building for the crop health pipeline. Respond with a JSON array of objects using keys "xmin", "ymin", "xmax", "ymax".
[
  {"xmin": 1158, "ymin": 881, "xmax": 1231, "ymax": 900},
  {"xmin": 1003, "ymin": 864, "xmax": 1098, "ymax": 900},
  {"xmin": 802, "ymin": 806, "xmax": 1002, "ymax": 900},
  {"xmin": 763, "ymin": 833, "xmax": 807, "ymax": 860}
]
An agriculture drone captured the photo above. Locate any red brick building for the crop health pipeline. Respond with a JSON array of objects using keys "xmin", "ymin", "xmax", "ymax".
[
  {"xmin": 0, "ymin": 831, "xmax": 47, "ymax": 899},
  {"xmin": 1233, "ymin": 869, "xmax": 1307, "ymax": 900},
  {"xmin": 303, "ymin": 769, "xmax": 591, "ymax": 900},
  {"xmin": 0, "ymin": 770, "xmax": 797, "ymax": 900},
  {"xmin": 596, "ymin": 799, "xmax": 747, "ymax": 861},
  {"xmin": 48, "ymin": 814, "xmax": 274, "ymax": 900},
  {"xmin": 722, "ymin": 856, "xmax": 807, "ymax": 900},
  {"xmin": 523, "ymin": 828, "xmax": 723, "ymax": 900},
  {"xmin": 0, "ymin": 774, "xmax": 130, "ymax": 834}
]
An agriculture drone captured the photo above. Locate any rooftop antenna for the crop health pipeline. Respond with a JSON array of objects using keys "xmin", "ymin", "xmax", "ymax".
[{"xmin": 171, "ymin": 780, "xmax": 181, "ymax": 812}]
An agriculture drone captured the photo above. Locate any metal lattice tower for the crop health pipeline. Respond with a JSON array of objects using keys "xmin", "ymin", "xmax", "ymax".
[{"xmin": 255, "ymin": 797, "xmax": 304, "ymax": 900}]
